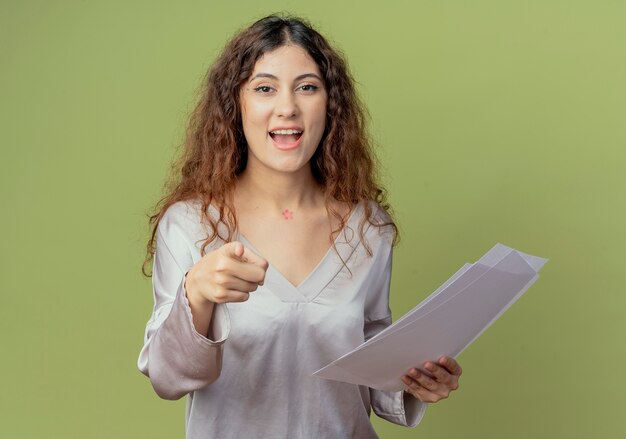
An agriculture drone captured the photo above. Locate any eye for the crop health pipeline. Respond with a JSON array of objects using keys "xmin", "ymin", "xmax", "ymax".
[
  {"xmin": 298, "ymin": 84, "xmax": 319, "ymax": 93},
  {"xmin": 253, "ymin": 85, "xmax": 274, "ymax": 94}
]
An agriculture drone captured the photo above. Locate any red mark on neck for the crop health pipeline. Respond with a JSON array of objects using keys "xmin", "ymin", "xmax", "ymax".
[{"xmin": 282, "ymin": 209, "xmax": 294, "ymax": 220}]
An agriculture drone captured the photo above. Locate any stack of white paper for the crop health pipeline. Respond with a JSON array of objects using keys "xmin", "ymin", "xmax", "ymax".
[{"xmin": 313, "ymin": 243, "xmax": 548, "ymax": 392}]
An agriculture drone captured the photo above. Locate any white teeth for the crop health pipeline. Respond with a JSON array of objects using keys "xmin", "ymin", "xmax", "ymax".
[{"xmin": 270, "ymin": 129, "xmax": 302, "ymax": 135}]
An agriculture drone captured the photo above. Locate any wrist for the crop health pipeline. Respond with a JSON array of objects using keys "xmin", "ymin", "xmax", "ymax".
[{"xmin": 184, "ymin": 271, "xmax": 213, "ymax": 307}]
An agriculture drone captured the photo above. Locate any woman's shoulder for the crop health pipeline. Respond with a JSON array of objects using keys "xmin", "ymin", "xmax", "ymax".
[
  {"xmin": 161, "ymin": 199, "xmax": 202, "ymax": 226},
  {"xmin": 352, "ymin": 199, "xmax": 396, "ymax": 247},
  {"xmin": 362, "ymin": 199, "xmax": 393, "ymax": 224},
  {"xmin": 157, "ymin": 199, "xmax": 229, "ymax": 257},
  {"xmin": 158, "ymin": 199, "xmax": 218, "ymax": 240}
]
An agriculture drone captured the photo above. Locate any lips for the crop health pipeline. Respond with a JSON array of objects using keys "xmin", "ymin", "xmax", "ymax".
[
  {"xmin": 269, "ymin": 132, "xmax": 303, "ymax": 151},
  {"xmin": 268, "ymin": 127, "xmax": 304, "ymax": 150},
  {"xmin": 269, "ymin": 132, "xmax": 302, "ymax": 145}
]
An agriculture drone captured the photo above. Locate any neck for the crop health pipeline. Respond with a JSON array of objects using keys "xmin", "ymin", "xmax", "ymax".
[{"xmin": 235, "ymin": 164, "xmax": 324, "ymax": 213}]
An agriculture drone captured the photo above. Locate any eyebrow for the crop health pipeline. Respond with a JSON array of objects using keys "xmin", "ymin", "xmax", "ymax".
[{"xmin": 248, "ymin": 73, "xmax": 324, "ymax": 82}]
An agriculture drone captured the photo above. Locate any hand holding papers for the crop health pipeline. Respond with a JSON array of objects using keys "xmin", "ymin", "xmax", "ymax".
[{"xmin": 313, "ymin": 243, "xmax": 548, "ymax": 392}]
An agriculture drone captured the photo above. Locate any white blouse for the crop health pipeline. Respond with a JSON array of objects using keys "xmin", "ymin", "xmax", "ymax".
[{"xmin": 137, "ymin": 199, "xmax": 427, "ymax": 438}]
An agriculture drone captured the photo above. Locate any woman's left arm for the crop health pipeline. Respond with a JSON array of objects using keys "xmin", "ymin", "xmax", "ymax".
[
  {"xmin": 363, "ymin": 221, "xmax": 428, "ymax": 427},
  {"xmin": 401, "ymin": 356, "xmax": 462, "ymax": 403}
]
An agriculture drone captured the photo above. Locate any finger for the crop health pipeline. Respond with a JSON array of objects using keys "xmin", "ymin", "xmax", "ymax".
[
  {"xmin": 438, "ymin": 356, "xmax": 462, "ymax": 376},
  {"xmin": 401, "ymin": 375, "xmax": 442, "ymax": 403},
  {"xmin": 219, "ymin": 290, "xmax": 250, "ymax": 303},
  {"xmin": 241, "ymin": 247, "xmax": 269, "ymax": 271},
  {"xmin": 424, "ymin": 361, "xmax": 453, "ymax": 384},
  {"xmin": 230, "ymin": 259, "xmax": 267, "ymax": 285},
  {"xmin": 227, "ymin": 290, "xmax": 251, "ymax": 302},
  {"xmin": 221, "ymin": 276, "xmax": 260, "ymax": 293},
  {"xmin": 407, "ymin": 368, "xmax": 442, "ymax": 393},
  {"xmin": 216, "ymin": 246, "xmax": 266, "ymax": 285}
]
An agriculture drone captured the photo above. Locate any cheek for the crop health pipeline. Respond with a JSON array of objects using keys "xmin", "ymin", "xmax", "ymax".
[
  {"xmin": 311, "ymin": 100, "xmax": 327, "ymax": 131},
  {"xmin": 242, "ymin": 101, "xmax": 270, "ymax": 128}
]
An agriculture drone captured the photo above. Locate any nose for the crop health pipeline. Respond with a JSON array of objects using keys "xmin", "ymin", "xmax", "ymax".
[{"xmin": 274, "ymin": 89, "xmax": 298, "ymax": 117}]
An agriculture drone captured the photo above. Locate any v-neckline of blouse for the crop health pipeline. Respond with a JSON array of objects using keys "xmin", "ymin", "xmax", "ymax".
[{"xmin": 236, "ymin": 201, "xmax": 367, "ymax": 303}]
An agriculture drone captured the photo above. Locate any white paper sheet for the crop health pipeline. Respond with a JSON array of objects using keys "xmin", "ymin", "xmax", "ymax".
[{"xmin": 313, "ymin": 243, "xmax": 548, "ymax": 392}]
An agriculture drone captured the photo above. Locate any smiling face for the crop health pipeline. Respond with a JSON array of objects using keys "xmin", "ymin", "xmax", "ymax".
[{"xmin": 239, "ymin": 44, "xmax": 327, "ymax": 176}]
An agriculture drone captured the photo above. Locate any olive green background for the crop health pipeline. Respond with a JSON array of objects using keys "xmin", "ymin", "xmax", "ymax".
[{"xmin": 1, "ymin": 0, "xmax": 624, "ymax": 438}]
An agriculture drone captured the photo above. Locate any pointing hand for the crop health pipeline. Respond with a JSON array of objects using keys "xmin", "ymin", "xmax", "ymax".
[{"xmin": 185, "ymin": 241, "xmax": 269, "ymax": 304}]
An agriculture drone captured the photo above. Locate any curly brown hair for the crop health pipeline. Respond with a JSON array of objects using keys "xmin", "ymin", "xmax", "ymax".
[{"xmin": 141, "ymin": 13, "xmax": 398, "ymax": 277}]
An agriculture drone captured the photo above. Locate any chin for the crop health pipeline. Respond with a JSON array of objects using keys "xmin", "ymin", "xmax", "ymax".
[{"xmin": 269, "ymin": 159, "xmax": 311, "ymax": 174}]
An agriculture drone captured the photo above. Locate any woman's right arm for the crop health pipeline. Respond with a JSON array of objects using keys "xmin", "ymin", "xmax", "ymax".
[
  {"xmin": 137, "ymin": 204, "xmax": 230, "ymax": 399},
  {"xmin": 137, "ymin": 204, "xmax": 267, "ymax": 400},
  {"xmin": 137, "ymin": 207, "xmax": 231, "ymax": 401}
]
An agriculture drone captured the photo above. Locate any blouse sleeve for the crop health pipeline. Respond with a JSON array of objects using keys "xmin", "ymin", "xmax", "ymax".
[
  {"xmin": 363, "ymin": 223, "xmax": 428, "ymax": 427},
  {"xmin": 137, "ymin": 204, "xmax": 231, "ymax": 400}
]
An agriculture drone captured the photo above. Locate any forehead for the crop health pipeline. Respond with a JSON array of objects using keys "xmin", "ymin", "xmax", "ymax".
[{"xmin": 250, "ymin": 44, "xmax": 321, "ymax": 77}]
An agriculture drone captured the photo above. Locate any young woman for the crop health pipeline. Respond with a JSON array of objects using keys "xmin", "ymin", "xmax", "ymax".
[{"xmin": 138, "ymin": 14, "xmax": 462, "ymax": 438}]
